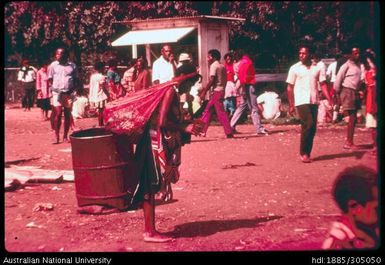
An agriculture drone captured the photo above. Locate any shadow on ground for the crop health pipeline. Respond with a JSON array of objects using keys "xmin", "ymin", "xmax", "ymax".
[
  {"xmin": 312, "ymin": 150, "xmax": 367, "ymax": 161},
  {"xmin": 168, "ymin": 215, "xmax": 282, "ymax": 238}
]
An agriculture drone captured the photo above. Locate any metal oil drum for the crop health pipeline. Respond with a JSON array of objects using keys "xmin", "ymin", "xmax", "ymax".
[{"xmin": 69, "ymin": 127, "xmax": 138, "ymax": 210}]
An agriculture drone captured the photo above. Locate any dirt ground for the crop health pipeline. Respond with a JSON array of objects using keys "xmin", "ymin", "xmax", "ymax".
[{"xmin": 4, "ymin": 105, "xmax": 379, "ymax": 259}]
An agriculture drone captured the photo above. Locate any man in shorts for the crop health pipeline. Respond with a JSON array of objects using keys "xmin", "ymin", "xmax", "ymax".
[
  {"xmin": 334, "ymin": 46, "xmax": 363, "ymax": 149},
  {"xmin": 48, "ymin": 47, "xmax": 78, "ymax": 144}
]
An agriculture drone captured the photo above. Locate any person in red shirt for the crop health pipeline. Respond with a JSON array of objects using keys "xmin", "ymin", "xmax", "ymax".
[
  {"xmin": 363, "ymin": 49, "xmax": 377, "ymax": 155},
  {"xmin": 230, "ymin": 50, "xmax": 268, "ymax": 135},
  {"xmin": 223, "ymin": 52, "xmax": 237, "ymax": 117}
]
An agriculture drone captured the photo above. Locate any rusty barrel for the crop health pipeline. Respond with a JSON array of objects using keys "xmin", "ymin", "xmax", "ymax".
[{"xmin": 69, "ymin": 127, "xmax": 138, "ymax": 210}]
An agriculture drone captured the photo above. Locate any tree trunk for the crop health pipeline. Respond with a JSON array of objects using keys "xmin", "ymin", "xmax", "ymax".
[{"xmin": 335, "ymin": 2, "xmax": 341, "ymax": 52}]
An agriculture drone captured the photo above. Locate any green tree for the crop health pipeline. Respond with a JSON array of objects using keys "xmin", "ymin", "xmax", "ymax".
[{"xmin": 4, "ymin": 1, "xmax": 378, "ymax": 69}]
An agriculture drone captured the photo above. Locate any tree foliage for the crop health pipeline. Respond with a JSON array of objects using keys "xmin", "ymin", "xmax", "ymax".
[{"xmin": 4, "ymin": 1, "xmax": 378, "ymax": 69}]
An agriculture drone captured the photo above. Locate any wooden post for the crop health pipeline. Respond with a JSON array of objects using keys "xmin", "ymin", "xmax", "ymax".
[
  {"xmin": 132, "ymin": 45, "xmax": 137, "ymax": 59},
  {"xmin": 198, "ymin": 22, "xmax": 208, "ymax": 92},
  {"xmin": 145, "ymin": 44, "xmax": 151, "ymax": 67}
]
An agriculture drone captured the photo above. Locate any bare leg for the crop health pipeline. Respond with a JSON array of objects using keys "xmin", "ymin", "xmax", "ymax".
[
  {"xmin": 53, "ymin": 106, "xmax": 62, "ymax": 143},
  {"xmin": 50, "ymin": 107, "xmax": 56, "ymax": 130},
  {"xmin": 143, "ymin": 194, "xmax": 156, "ymax": 234},
  {"xmin": 63, "ymin": 108, "xmax": 72, "ymax": 140},
  {"xmin": 142, "ymin": 194, "xmax": 172, "ymax": 243},
  {"xmin": 346, "ymin": 110, "xmax": 357, "ymax": 145},
  {"xmin": 40, "ymin": 109, "xmax": 45, "ymax": 120}
]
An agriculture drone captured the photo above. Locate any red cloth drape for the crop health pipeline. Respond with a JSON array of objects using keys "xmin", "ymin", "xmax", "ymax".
[{"xmin": 103, "ymin": 81, "xmax": 177, "ymax": 142}]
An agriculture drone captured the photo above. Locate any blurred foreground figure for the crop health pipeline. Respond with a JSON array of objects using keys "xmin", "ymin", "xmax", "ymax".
[{"xmin": 322, "ymin": 165, "xmax": 379, "ymax": 249}]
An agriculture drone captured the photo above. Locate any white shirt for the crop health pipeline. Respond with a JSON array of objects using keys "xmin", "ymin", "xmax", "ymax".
[
  {"xmin": 48, "ymin": 60, "xmax": 78, "ymax": 93},
  {"xmin": 286, "ymin": 61, "xmax": 326, "ymax": 106},
  {"xmin": 17, "ymin": 66, "xmax": 37, "ymax": 83},
  {"xmin": 152, "ymin": 56, "xmax": 174, "ymax": 84},
  {"xmin": 257, "ymin": 91, "xmax": 281, "ymax": 120},
  {"xmin": 88, "ymin": 73, "xmax": 108, "ymax": 103},
  {"xmin": 326, "ymin": 61, "xmax": 337, "ymax": 83}
]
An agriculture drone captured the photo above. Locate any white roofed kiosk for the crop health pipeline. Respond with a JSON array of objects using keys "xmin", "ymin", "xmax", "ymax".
[{"xmin": 111, "ymin": 16, "xmax": 245, "ymax": 86}]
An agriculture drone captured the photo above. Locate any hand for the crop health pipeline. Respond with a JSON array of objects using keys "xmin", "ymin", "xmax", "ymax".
[
  {"xmin": 184, "ymin": 120, "xmax": 205, "ymax": 135},
  {"xmin": 289, "ymin": 105, "xmax": 296, "ymax": 116},
  {"xmin": 169, "ymin": 54, "xmax": 176, "ymax": 65}
]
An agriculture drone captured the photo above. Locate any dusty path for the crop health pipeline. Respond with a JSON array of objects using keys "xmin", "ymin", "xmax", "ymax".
[{"xmin": 4, "ymin": 106, "xmax": 378, "ymax": 258}]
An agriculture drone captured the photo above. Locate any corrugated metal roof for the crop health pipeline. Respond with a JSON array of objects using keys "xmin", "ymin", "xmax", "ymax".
[
  {"xmin": 113, "ymin": 15, "xmax": 245, "ymax": 24},
  {"xmin": 111, "ymin": 27, "xmax": 195, "ymax": 46}
]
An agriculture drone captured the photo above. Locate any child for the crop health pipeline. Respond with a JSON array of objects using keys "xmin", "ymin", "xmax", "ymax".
[
  {"xmin": 89, "ymin": 61, "xmax": 109, "ymax": 126},
  {"xmin": 223, "ymin": 52, "xmax": 237, "ymax": 118},
  {"xmin": 72, "ymin": 87, "xmax": 89, "ymax": 120},
  {"xmin": 106, "ymin": 59, "xmax": 123, "ymax": 100},
  {"xmin": 322, "ymin": 165, "xmax": 379, "ymax": 249},
  {"xmin": 36, "ymin": 60, "xmax": 52, "ymax": 121}
]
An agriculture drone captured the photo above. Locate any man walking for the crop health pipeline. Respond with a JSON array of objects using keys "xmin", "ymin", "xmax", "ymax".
[
  {"xmin": 48, "ymin": 47, "xmax": 78, "ymax": 144},
  {"xmin": 333, "ymin": 46, "xmax": 363, "ymax": 149},
  {"xmin": 198, "ymin": 49, "xmax": 233, "ymax": 138},
  {"xmin": 230, "ymin": 51, "xmax": 268, "ymax": 135},
  {"xmin": 286, "ymin": 45, "xmax": 332, "ymax": 163}
]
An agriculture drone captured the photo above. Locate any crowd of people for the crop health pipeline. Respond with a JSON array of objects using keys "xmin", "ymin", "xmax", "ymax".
[{"xmin": 16, "ymin": 43, "xmax": 378, "ymax": 247}]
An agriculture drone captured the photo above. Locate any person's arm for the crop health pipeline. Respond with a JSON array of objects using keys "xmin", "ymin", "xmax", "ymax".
[
  {"xmin": 169, "ymin": 54, "xmax": 177, "ymax": 74},
  {"xmin": 152, "ymin": 60, "xmax": 160, "ymax": 85},
  {"xmin": 333, "ymin": 63, "xmax": 347, "ymax": 93},
  {"xmin": 198, "ymin": 76, "xmax": 214, "ymax": 100},
  {"xmin": 286, "ymin": 66, "xmax": 296, "ymax": 115},
  {"xmin": 320, "ymin": 81, "xmax": 333, "ymax": 107},
  {"xmin": 367, "ymin": 58, "xmax": 376, "ymax": 75},
  {"xmin": 47, "ymin": 63, "xmax": 54, "ymax": 87},
  {"xmin": 100, "ymin": 76, "xmax": 110, "ymax": 100},
  {"xmin": 17, "ymin": 69, "xmax": 23, "ymax": 81},
  {"xmin": 88, "ymin": 75, "xmax": 93, "ymax": 98},
  {"xmin": 158, "ymin": 88, "xmax": 175, "ymax": 129},
  {"xmin": 36, "ymin": 71, "xmax": 41, "ymax": 91},
  {"xmin": 286, "ymin": 84, "xmax": 295, "ymax": 115}
]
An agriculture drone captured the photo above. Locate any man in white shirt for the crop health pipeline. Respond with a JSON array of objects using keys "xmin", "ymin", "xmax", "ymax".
[
  {"xmin": 18, "ymin": 59, "xmax": 37, "ymax": 111},
  {"xmin": 256, "ymin": 91, "xmax": 281, "ymax": 120},
  {"xmin": 286, "ymin": 45, "xmax": 332, "ymax": 163},
  {"xmin": 152, "ymin": 44, "xmax": 176, "ymax": 85},
  {"xmin": 48, "ymin": 47, "xmax": 78, "ymax": 144}
]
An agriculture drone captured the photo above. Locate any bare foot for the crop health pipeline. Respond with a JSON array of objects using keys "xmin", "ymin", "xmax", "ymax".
[
  {"xmin": 143, "ymin": 232, "xmax": 173, "ymax": 243},
  {"xmin": 300, "ymin": 154, "xmax": 311, "ymax": 163}
]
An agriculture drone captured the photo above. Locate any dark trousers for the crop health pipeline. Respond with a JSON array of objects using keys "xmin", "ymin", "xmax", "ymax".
[
  {"xmin": 22, "ymin": 82, "xmax": 35, "ymax": 109},
  {"xmin": 296, "ymin": 104, "xmax": 318, "ymax": 156}
]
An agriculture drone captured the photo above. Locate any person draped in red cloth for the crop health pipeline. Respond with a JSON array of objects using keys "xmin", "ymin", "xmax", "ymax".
[{"xmin": 104, "ymin": 71, "xmax": 203, "ymax": 243}]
